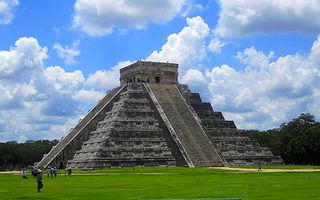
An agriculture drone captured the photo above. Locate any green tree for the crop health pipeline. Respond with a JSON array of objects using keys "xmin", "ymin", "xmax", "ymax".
[
  {"xmin": 247, "ymin": 113, "xmax": 320, "ymax": 165},
  {"xmin": 0, "ymin": 140, "xmax": 58, "ymax": 170}
]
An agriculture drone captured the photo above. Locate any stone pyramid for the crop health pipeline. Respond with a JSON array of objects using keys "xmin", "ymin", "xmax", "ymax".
[
  {"xmin": 37, "ymin": 61, "xmax": 283, "ymax": 169},
  {"xmin": 68, "ymin": 84, "xmax": 176, "ymax": 168}
]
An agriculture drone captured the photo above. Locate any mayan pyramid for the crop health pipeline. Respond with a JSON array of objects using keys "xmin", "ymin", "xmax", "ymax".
[{"xmin": 37, "ymin": 61, "xmax": 283, "ymax": 169}]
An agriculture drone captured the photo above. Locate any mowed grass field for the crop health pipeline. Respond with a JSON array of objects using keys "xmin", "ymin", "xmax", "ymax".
[{"xmin": 0, "ymin": 166, "xmax": 320, "ymax": 200}]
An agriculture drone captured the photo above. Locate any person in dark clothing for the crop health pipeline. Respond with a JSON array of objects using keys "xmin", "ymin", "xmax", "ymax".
[
  {"xmin": 37, "ymin": 169, "xmax": 43, "ymax": 192},
  {"xmin": 32, "ymin": 167, "xmax": 38, "ymax": 178},
  {"xmin": 50, "ymin": 167, "xmax": 54, "ymax": 178},
  {"xmin": 258, "ymin": 164, "xmax": 262, "ymax": 172},
  {"xmin": 21, "ymin": 170, "xmax": 28, "ymax": 179},
  {"xmin": 53, "ymin": 167, "xmax": 57, "ymax": 178}
]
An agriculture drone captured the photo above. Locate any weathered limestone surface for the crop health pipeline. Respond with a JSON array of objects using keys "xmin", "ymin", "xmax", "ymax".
[
  {"xmin": 120, "ymin": 61, "xmax": 178, "ymax": 85},
  {"xmin": 67, "ymin": 83, "xmax": 176, "ymax": 169},
  {"xmin": 147, "ymin": 84, "xmax": 225, "ymax": 167},
  {"xmin": 178, "ymin": 84, "xmax": 284, "ymax": 165},
  {"xmin": 36, "ymin": 85, "xmax": 125, "ymax": 168}
]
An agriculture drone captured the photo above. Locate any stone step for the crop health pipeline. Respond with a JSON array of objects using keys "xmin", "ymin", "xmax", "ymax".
[
  {"xmin": 106, "ymin": 108, "xmax": 155, "ymax": 114},
  {"xmin": 205, "ymin": 129, "xmax": 243, "ymax": 136},
  {"xmin": 194, "ymin": 110, "xmax": 224, "ymax": 117},
  {"xmin": 211, "ymin": 136, "xmax": 253, "ymax": 141},
  {"xmin": 183, "ymin": 93, "xmax": 202, "ymax": 102},
  {"xmin": 76, "ymin": 147, "xmax": 173, "ymax": 153},
  {"xmin": 90, "ymin": 130, "xmax": 163, "ymax": 137},
  {"xmin": 67, "ymin": 159, "xmax": 176, "ymax": 169},
  {"xmin": 202, "ymin": 121, "xmax": 237, "ymax": 129},
  {"xmin": 147, "ymin": 83, "xmax": 225, "ymax": 167},
  {"xmin": 81, "ymin": 140, "xmax": 169, "ymax": 147},
  {"xmin": 177, "ymin": 84, "xmax": 191, "ymax": 94},
  {"xmin": 177, "ymin": 84, "xmax": 284, "ymax": 166},
  {"xmin": 224, "ymin": 155, "xmax": 279, "ymax": 160}
]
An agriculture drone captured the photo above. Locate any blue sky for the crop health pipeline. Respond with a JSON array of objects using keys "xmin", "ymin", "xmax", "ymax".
[{"xmin": 0, "ymin": 0, "xmax": 320, "ymax": 142}]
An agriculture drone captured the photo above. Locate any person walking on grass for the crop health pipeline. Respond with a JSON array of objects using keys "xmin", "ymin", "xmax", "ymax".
[
  {"xmin": 258, "ymin": 163, "xmax": 262, "ymax": 172},
  {"xmin": 37, "ymin": 169, "xmax": 43, "ymax": 192}
]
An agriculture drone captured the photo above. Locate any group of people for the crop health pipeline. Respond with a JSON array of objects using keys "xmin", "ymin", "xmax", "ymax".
[
  {"xmin": 28, "ymin": 166, "xmax": 72, "ymax": 192},
  {"xmin": 46, "ymin": 166, "xmax": 58, "ymax": 178}
]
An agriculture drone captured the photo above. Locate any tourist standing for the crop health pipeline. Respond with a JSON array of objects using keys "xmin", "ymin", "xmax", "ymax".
[
  {"xmin": 37, "ymin": 169, "xmax": 43, "ymax": 192},
  {"xmin": 50, "ymin": 167, "xmax": 54, "ymax": 178},
  {"xmin": 53, "ymin": 167, "xmax": 57, "ymax": 178},
  {"xmin": 46, "ymin": 168, "xmax": 50, "ymax": 178},
  {"xmin": 21, "ymin": 169, "xmax": 28, "ymax": 179},
  {"xmin": 258, "ymin": 164, "xmax": 262, "ymax": 172}
]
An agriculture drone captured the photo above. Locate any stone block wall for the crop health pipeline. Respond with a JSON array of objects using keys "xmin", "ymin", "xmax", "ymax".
[{"xmin": 120, "ymin": 61, "xmax": 178, "ymax": 85}]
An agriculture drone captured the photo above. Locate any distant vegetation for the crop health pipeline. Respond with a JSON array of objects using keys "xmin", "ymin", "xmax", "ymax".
[
  {"xmin": 0, "ymin": 140, "xmax": 58, "ymax": 170},
  {"xmin": 0, "ymin": 113, "xmax": 319, "ymax": 170},
  {"xmin": 246, "ymin": 113, "xmax": 320, "ymax": 165}
]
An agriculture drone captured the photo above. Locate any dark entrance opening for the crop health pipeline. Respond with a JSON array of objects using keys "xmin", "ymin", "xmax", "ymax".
[
  {"xmin": 59, "ymin": 162, "xmax": 64, "ymax": 169},
  {"xmin": 155, "ymin": 76, "xmax": 160, "ymax": 83}
]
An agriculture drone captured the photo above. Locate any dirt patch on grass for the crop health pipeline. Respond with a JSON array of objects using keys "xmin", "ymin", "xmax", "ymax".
[
  {"xmin": 0, "ymin": 171, "xmax": 21, "ymax": 174},
  {"xmin": 213, "ymin": 167, "xmax": 320, "ymax": 173}
]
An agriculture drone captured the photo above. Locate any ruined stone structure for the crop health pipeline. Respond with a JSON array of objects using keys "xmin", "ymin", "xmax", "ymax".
[{"xmin": 37, "ymin": 61, "xmax": 283, "ymax": 169}]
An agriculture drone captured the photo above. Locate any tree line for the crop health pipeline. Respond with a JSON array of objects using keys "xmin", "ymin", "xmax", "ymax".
[
  {"xmin": 0, "ymin": 140, "xmax": 58, "ymax": 170},
  {"xmin": 0, "ymin": 113, "xmax": 319, "ymax": 170},
  {"xmin": 246, "ymin": 113, "xmax": 320, "ymax": 165}
]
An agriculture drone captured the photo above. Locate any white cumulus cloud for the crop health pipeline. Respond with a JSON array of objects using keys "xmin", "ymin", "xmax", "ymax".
[
  {"xmin": 310, "ymin": 35, "xmax": 320, "ymax": 65},
  {"xmin": 181, "ymin": 68, "xmax": 207, "ymax": 86},
  {"xmin": 73, "ymin": 0, "xmax": 186, "ymax": 36},
  {"xmin": 206, "ymin": 36, "xmax": 320, "ymax": 130},
  {"xmin": 0, "ymin": 37, "xmax": 93, "ymax": 142},
  {"xmin": 86, "ymin": 60, "xmax": 132, "ymax": 89},
  {"xmin": 208, "ymin": 38, "xmax": 225, "ymax": 53},
  {"xmin": 0, "ymin": 37, "xmax": 135, "ymax": 142},
  {"xmin": 73, "ymin": 89, "xmax": 105, "ymax": 104},
  {"xmin": 216, "ymin": 0, "xmax": 320, "ymax": 38},
  {"xmin": 0, "ymin": 37, "xmax": 48, "ymax": 79},
  {"xmin": 147, "ymin": 16, "xmax": 210, "ymax": 72},
  {"xmin": 42, "ymin": 66, "xmax": 85, "ymax": 93},
  {"xmin": 0, "ymin": 0, "xmax": 19, "ymax": 25},
  {"xmin": 237, "ymin": 47, "xmax": 274, "ymax": 70},
  {"xmin": 53, "ymin": 40, "xmax": 80, "ymax": 65}
]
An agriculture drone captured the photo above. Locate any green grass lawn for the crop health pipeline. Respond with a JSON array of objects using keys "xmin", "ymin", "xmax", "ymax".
[{"xmin": 0, "ymin": 167, "xmax": 320, "ymax": 200}]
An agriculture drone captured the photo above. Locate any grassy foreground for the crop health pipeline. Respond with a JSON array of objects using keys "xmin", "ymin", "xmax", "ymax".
[{"xmin": 0, "ymin": 167, "xmax": 319, "ymax": 200}]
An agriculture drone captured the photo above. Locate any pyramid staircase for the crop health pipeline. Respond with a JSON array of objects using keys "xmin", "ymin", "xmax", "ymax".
[
  {"xmin": 178, "ymin": 84, "xmax": 284, "ymax": 165},
  {"xmin": 36, "ymin": 85, "xmax": 126, "ymax": 168},
  {"xmin": 37, "ymin": 61, "xmax": 284, "ymax": 169},
  {"xmin": 146, "ymin": 83, "xmax": 225, "ymax": 167},
  {"xmin": 67, "ymin": 83, "xmax": 177, "ymax": 168}
]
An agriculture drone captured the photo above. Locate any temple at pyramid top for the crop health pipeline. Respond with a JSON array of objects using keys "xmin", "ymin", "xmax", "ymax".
[{"xmin": 120, "ymin": 61, "xmax": 178, "ymax": 85}]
